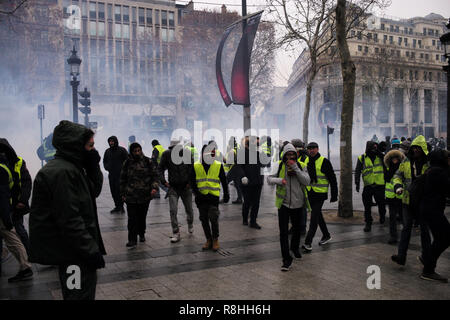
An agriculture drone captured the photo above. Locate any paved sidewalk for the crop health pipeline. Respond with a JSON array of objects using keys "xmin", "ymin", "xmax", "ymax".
[{"xmin": 1, "ymin": 181, "xmax": 449, "ymax": 300}]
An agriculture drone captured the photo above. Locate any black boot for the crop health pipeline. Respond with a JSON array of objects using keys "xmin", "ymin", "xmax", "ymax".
[{"xmin": 364, "ymin": 223, "xmax": 372, "ymax": 232}]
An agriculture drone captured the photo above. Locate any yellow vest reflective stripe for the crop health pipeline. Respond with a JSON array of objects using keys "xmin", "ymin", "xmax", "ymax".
[
  {"xmin": 153, "ymin": 145, "xmax": 165, "ymax": 164},
  {"xmin": 385, "ymin": 167, "xmax": 402, "ymax": 199},
  {"xmin": 261, "ymin": 142, "xmax": 271, "ymax": 156},
  {"xmin": 359, "ymin": 154, "xmax": 385, "ymax": 186},
  {"xmin": 392, "ymin": 159, "xmax": 429, "ymax": 205},
  {"xmin": 304, "ymin": 156, "xmax": 329, "ymax": 193},
  {"xmin": 194, "ymin": 160, "xmax": 221, "ymax": 197},
  {"xmin": 14, "ymin": 157, "xmax": 23, "ymax": 187},
  {"xmin": 275, "ymin": 162, "xmax": 310, "ymax": 211},
  {"xmin": 0, "ymin": 164, "xmax": 13, "ymax": 205}
]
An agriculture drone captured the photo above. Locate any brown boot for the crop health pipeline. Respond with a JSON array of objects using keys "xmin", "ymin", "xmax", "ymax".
[
  {"xmin": 202, "ymin": 239, "xmax": 212, "ymax": 250},
  {"xmin": 212, "ymin": 238, "xmax": 219, "ymax": 251}
]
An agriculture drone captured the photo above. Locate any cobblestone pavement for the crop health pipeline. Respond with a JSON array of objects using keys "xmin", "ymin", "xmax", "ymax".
[{"xmin": 1, "ymin": 180, "xmax": 449, "ymax": 300}]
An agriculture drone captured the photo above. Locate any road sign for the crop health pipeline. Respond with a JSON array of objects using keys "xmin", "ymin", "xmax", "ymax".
[{"xmin": 38, "ymin": 104, "xmax": 45, "ymax": 120}]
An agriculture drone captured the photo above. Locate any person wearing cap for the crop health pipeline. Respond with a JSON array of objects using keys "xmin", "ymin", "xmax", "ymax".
[
  {"xmin": 159, "ymin": 139, "xmax": 195, "ymax": 243},
  {"xmin": 191, "ymin": 143, "xmax": 230, "ymax": 251},
  {"xmin": 301, "ymin": 142, "xmax": 337, "ymax": 252},
  {"xmin": 355, "ymin": 140, "xmax": 386, "ymax": 232},
  {"xmin": 390, "ymin": 138, "xmax": 401, "ymax": 151}
]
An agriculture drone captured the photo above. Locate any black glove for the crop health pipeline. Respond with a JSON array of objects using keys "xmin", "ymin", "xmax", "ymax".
[
  {"xmin": 330, "ymin": 196, "xmax": 338, "ymax": 203},
  {"xmin": 85, "ymin": 252, "xmax": 105, "ymax": 270},
  {"xmin": 355, "ymin": 185, "xmax": 360, "ymax": 193},
  {"xmin": 223, "ymin": 193, "xmax": 230, "ymax": 204}
]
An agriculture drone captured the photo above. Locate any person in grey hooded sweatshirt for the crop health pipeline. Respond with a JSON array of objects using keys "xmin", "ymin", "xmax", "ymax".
[{"xmin": 267, "ymin": 143, "xmax": 310, "ymax": 271}]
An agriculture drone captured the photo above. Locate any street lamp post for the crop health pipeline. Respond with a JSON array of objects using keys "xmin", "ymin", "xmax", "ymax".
[
  {"xmin": 439, "ymin": 19, "xmax": 450, "ymax": 149},
  {"xmin": 67, "ymin": 45, "xmax": 82, "ymax": 123}
]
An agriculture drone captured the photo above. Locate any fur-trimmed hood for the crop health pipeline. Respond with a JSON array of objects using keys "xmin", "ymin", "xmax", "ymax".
[{"xmin": 384, "ymin": 149, "xmax": 405, "ymax": 167}]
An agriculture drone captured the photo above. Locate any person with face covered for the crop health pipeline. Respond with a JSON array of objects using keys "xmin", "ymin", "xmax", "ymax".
[
  {"xmin": 355, "ymin": 141, "xmax": 386, "ymax": 232},
  {"xmin": 383, "ymin": 149, "xmax": 405, "ymax": 244},
  {"xmin": 191, "ymin": 143, "xmax": 229, "ymax": 251},
  {"xmin": 268, "ymin": 143, "xmax": 310, "ymax": 271},
  {"xmin": 29, "ymin": 120, "xmax": 105, "ymax": 300},
  {"xmin": 391, "ymin": 135, "xmax": 432, "ymax": 266},
  {"xmin": 103, "ymin": 136, "xmax": 128, "ymax": 214},
  {"xmin": 120, "ymin": 143, "xmax": 159, "ymax": 248}
]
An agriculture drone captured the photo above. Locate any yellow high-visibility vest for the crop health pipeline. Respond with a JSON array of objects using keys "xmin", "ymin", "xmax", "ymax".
[
  {"xmin": 153, "ymin": 145, "xmax": 165, "ymax": 164},
  {"xmin": 304, "ymin": 156, "xmax": 329, "ymax": 193},
  {"xmin": 358, "ymin": 154, "xmax": 384, "ymax": 186},
  {"xmin": 194, "ymin": 160, "xmax": 221, "ymax": 197},
  {"xmin": 275, "ymin": 162, "xmax": 310, "ymax": 211},
  {"xmin": 0, "ymin": 163, "xmax": 13, "ymax": 204}
]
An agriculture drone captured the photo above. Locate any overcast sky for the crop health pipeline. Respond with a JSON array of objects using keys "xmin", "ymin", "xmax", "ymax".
[{"xmin": 175, "ymin": 0, "xmax": 450, "ymax": 86}]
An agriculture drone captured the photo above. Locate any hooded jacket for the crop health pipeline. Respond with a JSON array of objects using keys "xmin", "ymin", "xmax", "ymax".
[
  {"xmin": 29, "ymin": 120, "xmax": 105, "ymax": 265},
  {"xmin": 159, "ymin": 143, "xmax": 194, "ymax": 190},
  {"xmin": 0, "ymin": 138, "xmax": 32, "ymax": 210},
  {"xmin": 393, "ymin": 135, "xmax": 429, "ymax": 205},
  {"xmin": 103, "ymin": 136, "xmax": 128, "ymax": 176},
  {"xmin": 355, "ymin": 141, "xmax": 385, "ymax": 189},
  {"xmin": 267, "ymin": 143, "xmax": 310, "ymax": 209},
  {"xmin": 383, "ymin": 149, "xmax": 405, "ymax": 183}
]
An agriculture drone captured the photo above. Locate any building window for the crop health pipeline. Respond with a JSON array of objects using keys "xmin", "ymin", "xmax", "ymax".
[
  {"xmin": 89, "ymin": 2, "xmax": 96, "ymax": 20},
  {"xmin": 123, "ymin": 24, "xmax": 129, "ymax": 39},
  {"xmin": 413, "ymin": 39, "xmax": 416, "ymax": 48},
  {"xmin": 390, "ymin": 25, "xmax": 394, "ymax": 32},
  {"xmin": 115, "ymin": 5, "xmax": 121, "ymax": 22},
  {"xmin": 425, "ymin": 53, "xmax": 429, "ymax": 60},
  {"xmin": 132, "ymin": 7, "xmax": 136, "ymax": 23},
  {"xmin": 420, "ymin": 53, "xmax": 424, "ymax": 59},
  {"xmin": 98, "ymin": 3, "xmax": 105, "ymax": 20},
  {"xmin": 169, "ymin": 11, "xmax": 174, "ymax": 27},
  {"xmin": 418, "ymin": 40, "xmax": 422, "ymax": 48},
  {"xmin": 168, "ymin": 29, "xmax": 175, "ymax": 42},
  {"xmin": 424, "ymin": 89, "xmax": 432, "ymax": 123},
  {"xmin": 161, "ymin": 28, "xmax": 168, "ymax": 41},
  {"xmin": 90, "ymin": 21, "xmax": 97, "ymax": 36},
  {"xmin": 394, "ymin": 88, "xmax": 404, "ymax": 123},
  {"xmin": 406, "ymin": 51, "xmax": 409, "ymax": 57},
  {"xmin": 432, "ymin": 39, "xmax": 436, "ymax": 46},
  {"xmin": 357, "ymin": 31, "xmax": 362, "ymax": 40},
  {"xmin": 146, "ymin": 8, "xmax": 152, "ymax": 24},
  {"xmin": 423, "ymin": 28, "xmax": 426, "ymax": 35},
  {"xmin": 375, "ymin": 47, "xmax": 379, "ymax": 54},
  {"xmin": 389, "ymin": 36, "xmax": 393, "ymax": 44},
  {"xmin": 123, "ymin": 6, "xmax": 129, "ymax": 23},
  {"xmin": 364, "ymin": 46, "xmax": 368, "ymax": 53},
  {"xmin": 139, "ymin": 8, "xmax": 144, "ymax": 25},
  {"xmin": 351, "ymin": 30, "xmax": 355, "ymax": 37},
  {"xmin": 155, "ymin": 10, "xmax": 160, "ymax": 25},
  {"xmin": 404, "ymin": 38, "xmax": 408, "ymax": 46},
  {"xmin": 424, "ymin": 71, "xmax": 427, "ymax": 81},
  {"xmin": 358, "ymin": 45, "xmax": 362, "ymax": 51},
  {"xmin": 409, "ymin": 70, "xmax": 413, "ymax": 80},
  {"xmin": 115, "ymin": 23, "xmax": 121, "ymax": 38},
  {"xmin": 373, "ymin": 33, "xmax": 378, "ymax": 42},
  {"xmin": 98, "ymin": 21, "xmax": 105, "ymax": 36},
  {"xmin": 381, "ymin": 23, "xmax": 385, "ymax": 30},
  {"xmin": 411, "ymin": 89, "xmax": 419, "ymax": 123},
  {"xmin": 436, "ymin": 54, "xmax": 440, "ymax": 61},
  {"xmin": 161, "ymin": 11, "xmax": 167, "ymax": 25},
  {"xmin": 398, "ymin": 37, "xmax": 402, "ymax": 45},
  {"xmin": 429, "ymin": 72, "xmax": 432, "ymax": 81},
  {"xmin": 383, "ymin": 35, "xmax": 387, "ymax": 43},
  {"xmin": 107, "ymin": 4, "xmax": 112, "ymax": 20},
  {"xmin": 395, "ymin": 25, "xmax": 399, "ymax": 33},
  {"xmin": 411, "ymin": 52, "xmax": 415, "ymax": 59},
  {"xmin": 415, "ymin": 70, "xmax": 418, "ymax": 80}
]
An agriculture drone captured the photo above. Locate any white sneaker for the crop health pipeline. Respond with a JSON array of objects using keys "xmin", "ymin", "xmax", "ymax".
[
  {"xmin": 188, "ymin": 224, "xmax": 194, "ymax": 234},
  {"xmin": 170, "ymin": 233, "xmax": 181, "ymax": 243}
]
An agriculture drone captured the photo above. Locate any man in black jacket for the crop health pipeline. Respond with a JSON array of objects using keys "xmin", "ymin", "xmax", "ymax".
[
  {"xmin": 235, "ymin": 136, "xmax": 267, "ymax": 229},
  {"xmin": 302, "ymin": 142, "xmax": 338, "ymax": 252},
  {"xmin": 159, "ymin": 139, "xmax": 195, "ymax": 243},
  {"xmin": 103, "ymin": 136, "xmax": 128, "ymax": 214},
  {"xmin": 30, "ymin": 121, "xmax": 106, "ymax": 300}
]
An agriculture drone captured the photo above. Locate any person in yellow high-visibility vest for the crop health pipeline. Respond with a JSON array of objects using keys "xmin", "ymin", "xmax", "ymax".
[
  {"xmin": 267, "ymin": 143, "xmax": 310, "ymax": 271},
  {"xmin": 383, "ymin": 149, "xmax": 405, "ymax": 245},
  {"xmin": 302, "ymin": 142, "xmax": 338, "ymax": 252},
  {"xmin": 151, "ymin": 139, "xmax": 167, "ymax": 199},
  {"xmin": 355, "ymin": 140, "xmax": 386, "ymax": 232},
  {"xmin": 191, "ymin": 143, "xmax": 229, "ymax": 252}
]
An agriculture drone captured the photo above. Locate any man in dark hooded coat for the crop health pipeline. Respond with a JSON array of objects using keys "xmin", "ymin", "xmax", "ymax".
[
  {"xmin": 30, "ymin": 120, "xmax": 106, "ymax": 300},
  {"xmin": 103, "ymin": 136, "xmax": 128, "ymax": 213}
]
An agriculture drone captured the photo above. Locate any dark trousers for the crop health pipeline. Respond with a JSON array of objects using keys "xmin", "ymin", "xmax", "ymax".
[
  {"xmin": 387, "ymin": 199, "xmax": 402, "ymax": 239},
  {"xmin": 362, "ymin": 185, "xmax": 386, "ymax": 223},
  {"xmin": 109, "ymin": 174, "xmax": 123, "ymax": 209},
  {"xmin": 279, "ymin": 205, "xmax": 302, "ymax": 262},
  {"xmin": 227, "ymin": 171, "xmax": 242, "ymax": 201},
  {"xmin": 423, "ymin": 212, "xmax": 450, "ymax": 273},
  {"xmin": 241, "ymin": 185, "xmax": 262, "ymax": 224},
  {"xmin": 397, "ymin": 205, "xmax": 432, "ymax": 260},
  {"xmin": 58, "ymin": 264, "xmax": 97, "ymax": 300},
  {"xmin": 126, "ymin": 201, "xmax": 150, "ymax": 242},
  {"xmin": 305, "ymin": 199, "xmax": 330, "ymax": 245},
  {"xmin": 198, "ymin": 204, "xmax": 220, "ymax": 240}
]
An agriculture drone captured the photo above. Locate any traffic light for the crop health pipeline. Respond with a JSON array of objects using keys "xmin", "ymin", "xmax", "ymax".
[{"xmin": 78, "ymin": 87, "xmax": 91, "ymax": 111}]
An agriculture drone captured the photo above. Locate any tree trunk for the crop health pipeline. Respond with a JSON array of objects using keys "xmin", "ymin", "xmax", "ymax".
[
  {"xmin": 302, "ymin": 82, "xmax": 312, "ymax": 144},
  {"xmin": 336, "ymin": 0, "xmax": 355, "ymax": 218}
]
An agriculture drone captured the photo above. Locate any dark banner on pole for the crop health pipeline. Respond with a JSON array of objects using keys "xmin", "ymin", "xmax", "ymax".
[
  {"xmin": 215, "ymin": 25, "xmax": 237, "ymax": 107},
  {"xmin": 230, "ymin": 11, "xmax": 262, "ymax": 106}
]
